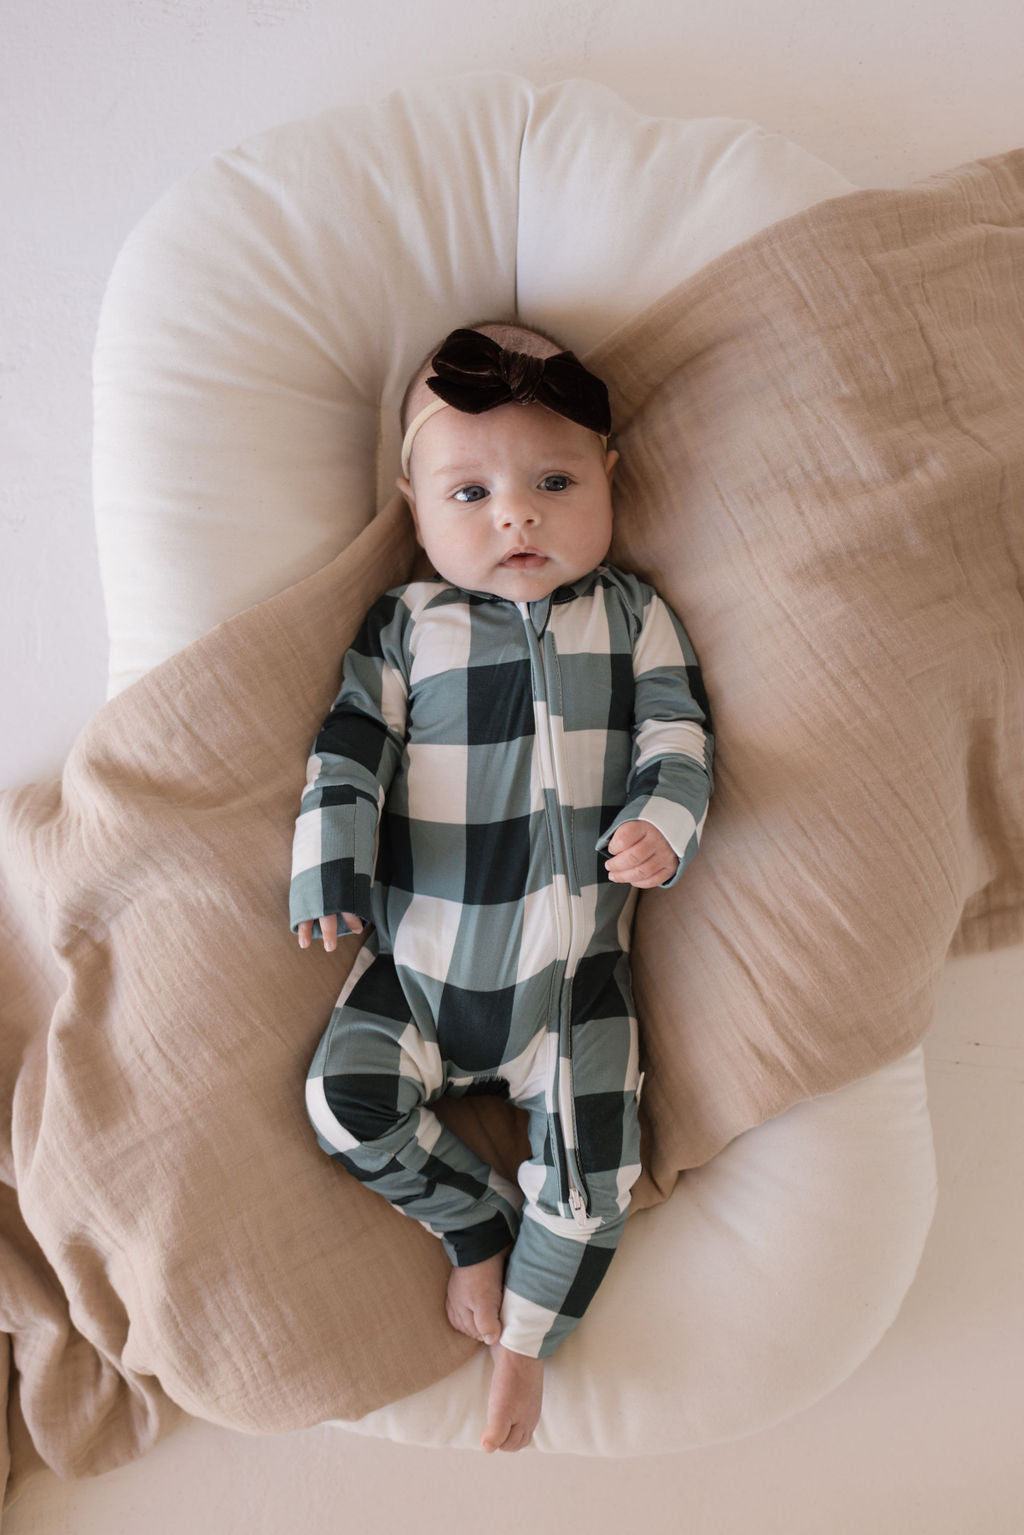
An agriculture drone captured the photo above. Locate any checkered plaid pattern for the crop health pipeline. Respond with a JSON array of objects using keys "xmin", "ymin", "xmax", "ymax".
[{"xmin": 292, "ymin": 566, "xmax": 713, "ymax": 1358}]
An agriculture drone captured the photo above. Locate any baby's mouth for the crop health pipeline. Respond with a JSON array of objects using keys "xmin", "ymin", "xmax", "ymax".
[{"xmin": 501, "ymin": 548, "xmax": 548, "ymax": 569}]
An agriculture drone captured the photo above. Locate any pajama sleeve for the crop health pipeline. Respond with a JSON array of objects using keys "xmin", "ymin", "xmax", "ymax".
[
  {"xmin": 596, "ymin": 580, "xmax": 714, "ymax": 888},
  {"xmin": 289, "ymin": 591, "xmax": 410, "ymax": 935}
]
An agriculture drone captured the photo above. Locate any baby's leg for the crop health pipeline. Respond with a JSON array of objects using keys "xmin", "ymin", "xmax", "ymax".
[
  {"xmin": 306, "ymin": 947, "xmax": 521, "ymax": 1281},
  {"xmin": 472, "ymin": 1088, "xmax": 636, "ymax": 1453},
  {"xmin": 498, "ymin": 985, "xmax": 643, "ymax": 1359}
]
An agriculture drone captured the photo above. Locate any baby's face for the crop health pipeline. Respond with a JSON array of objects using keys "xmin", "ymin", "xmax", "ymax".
[{"xmin": 397, "ymin": 402, "xmax": 618, "ymax": 602}]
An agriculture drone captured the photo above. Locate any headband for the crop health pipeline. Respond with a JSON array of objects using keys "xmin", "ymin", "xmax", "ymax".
[{"xmin": 400, "ymin": 327, "xmax": 612, "ymax": 476}]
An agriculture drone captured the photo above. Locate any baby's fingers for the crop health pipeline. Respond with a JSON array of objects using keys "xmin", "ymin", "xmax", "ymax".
[
  {"xmin": 605, "ymin": 825, "xmax": 678, "ymax": 888},
  {"xmin": 297, "ymin": 913, "xmax": 363, "ymax": 951},
  {"xmin": 615, "ymin": 860, "xmax": 676, "ymax": 888},
  {"xmin": 322, "ymin": 914, "xmax": 366, "ymax": 947},
  {"xmin": 604, "ymin": 824, "xmax": 657, "ymax": 876},
  {"xmin": 605, "ymin": 821, "xmax": 648, "ymax": 858},
  {"xmin": 607, "ymin": 853, "xmax": 673, "ymax": 887}
]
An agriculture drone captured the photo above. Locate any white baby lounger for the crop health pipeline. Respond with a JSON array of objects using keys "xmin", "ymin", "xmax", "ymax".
[{"xmin": 92, "ymin": 73, "xmax": 937, "ymax": 1454}]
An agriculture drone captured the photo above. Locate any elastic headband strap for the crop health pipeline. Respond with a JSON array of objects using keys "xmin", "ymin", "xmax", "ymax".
[{"xmin": 400, "ymin": 398, "xmax": 450, "ymax": 477}]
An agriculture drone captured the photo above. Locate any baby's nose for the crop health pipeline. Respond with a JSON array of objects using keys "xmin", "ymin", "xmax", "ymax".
[{"xmin": 496, "ymin": 493, "xmax": 539, "ymax": 528}]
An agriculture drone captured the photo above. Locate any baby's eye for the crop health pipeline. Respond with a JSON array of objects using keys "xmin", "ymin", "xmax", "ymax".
[
  {"xmin": 453, "ymin": 484, "xmax": 488, "ymax": 503},
  {"xmin": 539, "ymin": 474, "xmax": 572, "ymax": 492}
]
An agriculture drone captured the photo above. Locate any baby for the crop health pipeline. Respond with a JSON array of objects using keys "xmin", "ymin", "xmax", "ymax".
[{"xmin": 291, "ymin": 321, "xmax": 713, "ymax": 1452}]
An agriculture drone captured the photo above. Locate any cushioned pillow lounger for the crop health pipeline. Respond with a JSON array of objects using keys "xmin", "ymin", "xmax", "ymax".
[{"xmin": 90, "ymin": 74, "xmax": 938, "ymax": 1454}]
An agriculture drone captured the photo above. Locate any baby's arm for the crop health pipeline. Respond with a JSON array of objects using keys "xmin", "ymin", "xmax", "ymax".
[
  {"xmin": 289, "ymin": 593, "xmax": 410, "ymax": 943},
  {"xmin": 596, "ymin": 579, "xmax": 714, "ymax": 887}
]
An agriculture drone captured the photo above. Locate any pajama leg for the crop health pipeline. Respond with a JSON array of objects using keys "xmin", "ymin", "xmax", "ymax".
[
  {"xmin": 499, "ymin": 1156, "xmax": 632, "ymax": 1359},
  {"xmin": 500, "ymin": 974, "xmax": 643, "ymax": 1360},
  {"xmin": 306, "ymin": 943, "xmax": 521, "ymax": 1266}
]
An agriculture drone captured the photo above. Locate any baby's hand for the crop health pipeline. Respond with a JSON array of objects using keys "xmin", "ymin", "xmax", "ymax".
[
  {"xmin": 296, "ymin": 913, "xmax": 363, "ymax": 951},
  {"xmin": 604, "ymin": 821, "xmax": 678, "ymax": 889}
]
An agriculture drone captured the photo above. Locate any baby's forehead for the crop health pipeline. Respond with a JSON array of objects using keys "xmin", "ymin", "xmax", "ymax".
[{"xmin": 413, "ymin": 401, "xmax": 603, "ymax": 479}]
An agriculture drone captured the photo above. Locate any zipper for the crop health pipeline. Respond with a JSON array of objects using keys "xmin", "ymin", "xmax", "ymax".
[
  {"xmin": 519, "ymin": 600, "xmax": 592, "ymax": 1230},
  {"xmin": 567, "ymin": 1187, "xmax": 588, "ymax": 1221},
  {"xmin": 563, "ymin": 1067, "xmax": 591, "ymax": 1228}
]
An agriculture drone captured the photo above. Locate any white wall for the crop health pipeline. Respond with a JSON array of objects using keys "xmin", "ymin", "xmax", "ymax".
[{"xmin": 3, "ymin": 0, "xmax": 1023, "ymax": 787}]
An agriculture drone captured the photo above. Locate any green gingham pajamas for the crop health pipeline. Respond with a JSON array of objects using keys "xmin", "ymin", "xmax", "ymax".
[{"xmin": 291, "ymin": 565, "xmax": 713, "ymax": 1359}]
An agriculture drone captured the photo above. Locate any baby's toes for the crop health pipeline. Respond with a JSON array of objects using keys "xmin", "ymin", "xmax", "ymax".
[
  {"xmin": 446, "ymin": 1294, "xmax": 475, "ymax": 1339},
  {"xmin": 481, "ymin": 1410, "xmax": 514, "ymax": 1454},
  {"xmin": 471, "ymin": 1301, "xmax": 502, "ymax": 1347}
]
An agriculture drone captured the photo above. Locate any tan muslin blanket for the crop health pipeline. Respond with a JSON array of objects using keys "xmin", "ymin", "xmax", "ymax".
[{"xmin": 2, "ymin": 151, "xmax": 1023, "ymax": 1503}]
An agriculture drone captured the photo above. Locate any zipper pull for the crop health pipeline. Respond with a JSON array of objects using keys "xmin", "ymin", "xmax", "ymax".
[{"xmin": 568, "ymin": 1186, "xmax": 589, "ymax": 1227}]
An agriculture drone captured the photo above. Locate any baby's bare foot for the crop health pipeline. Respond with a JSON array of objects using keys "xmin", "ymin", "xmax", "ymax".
[
  {"xmin": 481, "ymin": 1344, "xmax": 543, "ymax": 1453},
  {"xmin": 446, "ymin": 1249, "xmax": 508, "ymax": 1346}
]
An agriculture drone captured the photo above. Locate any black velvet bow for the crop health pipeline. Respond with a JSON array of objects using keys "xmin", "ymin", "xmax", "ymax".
[{"xmin": 427, "ymin": 328, "xmax": 611, "ymax": 435}]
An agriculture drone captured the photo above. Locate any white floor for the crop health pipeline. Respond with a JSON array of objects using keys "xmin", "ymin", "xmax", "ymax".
[{"xmin": 5, "ymin": 942, "xmax": 1023, "ymax": 1535}]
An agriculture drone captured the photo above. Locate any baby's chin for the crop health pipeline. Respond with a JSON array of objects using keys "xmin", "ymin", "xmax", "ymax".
[
  {"xmin": 481, "ymin": 561, "xmax": 578, "ymax": 601},
  {"xmin": 433, "ymin": 556, "xmax": 602, "ymax": 601}
]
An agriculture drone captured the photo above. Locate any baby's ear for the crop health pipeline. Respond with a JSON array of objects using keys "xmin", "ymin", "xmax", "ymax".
[
  {"xmin": 395, "ymin": 476, "xmax": 421, "ymax": 538},
  {"xmin": 604, "ymin": 448, "xmax": 620, "ymax": 485}
]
